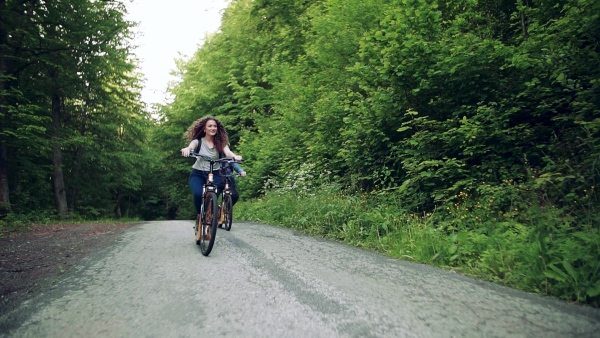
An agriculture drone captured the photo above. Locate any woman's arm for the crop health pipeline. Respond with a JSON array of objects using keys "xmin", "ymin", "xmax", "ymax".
[
  {"xmin": 223, "ymin": 145, "xmax": 242, "ymax": 161},
  {"xmin": 232, "ymin": 162, "xmax": 246, "ymax": 176},
  {"xmin": 181, "ymin": 139, "xmax": 197, "ymax": 157}
]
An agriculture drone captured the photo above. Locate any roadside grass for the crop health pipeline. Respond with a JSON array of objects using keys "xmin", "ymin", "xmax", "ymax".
[
  {"xmin": 235, "ymin": 186, "xmax": 600, "ymax": 308},
  {"xmin": 0, "ymin": 213, "xmax": 142, "ymax": 238}
]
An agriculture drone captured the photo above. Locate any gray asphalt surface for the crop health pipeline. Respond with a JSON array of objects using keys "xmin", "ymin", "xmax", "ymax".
[{"xmin": 1, "ymin": 221, "xmax": 599, "ymax": 337}]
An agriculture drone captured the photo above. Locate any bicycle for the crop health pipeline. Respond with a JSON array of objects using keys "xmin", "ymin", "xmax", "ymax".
[
  {"xmin": 189, "ymin": 153, "xmax": 240, "ymax": 256},
  {"xmin": 216, "ymin": 158, "xmax": 239, "ymax": 232}
]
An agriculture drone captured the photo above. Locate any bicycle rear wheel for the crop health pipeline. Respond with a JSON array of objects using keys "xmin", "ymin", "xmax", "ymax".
[
  {"xmin": 197, "ymin": 191, "xmax": 218, "ymax": 256},
  {"xmin": 222, "ymin": 194, "xmax": 233, "ymax": 231}
]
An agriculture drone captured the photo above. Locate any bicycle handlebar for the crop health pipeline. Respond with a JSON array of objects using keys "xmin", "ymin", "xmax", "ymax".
[
  {"xmin": 188, "ymin": 152, "xmax": 243, "ymax": 163},
  {"xmin": 187, "ymin": 152, "xmax": 245, "ymax": 178}
]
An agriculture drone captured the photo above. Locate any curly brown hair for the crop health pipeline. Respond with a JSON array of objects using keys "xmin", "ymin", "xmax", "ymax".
[{"xmin": 184, "ymin": 116, "xmax": 230, "ymax": 153}]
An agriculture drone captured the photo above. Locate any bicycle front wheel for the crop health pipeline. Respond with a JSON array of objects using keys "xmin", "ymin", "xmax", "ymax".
[
  {"xmin": 197, "ymin": 191, "xmax": 218, "ymax": 256},
  {"xmin": 223, "ymin": 194, "xmax": 233, "ymax": 231}
]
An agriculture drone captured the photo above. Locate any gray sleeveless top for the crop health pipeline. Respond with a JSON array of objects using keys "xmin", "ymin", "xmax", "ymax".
[{"xmin": 191, "ymin": 138, "xmax": 220, "ymax": 171}]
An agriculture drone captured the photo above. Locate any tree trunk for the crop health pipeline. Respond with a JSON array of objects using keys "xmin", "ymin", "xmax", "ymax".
[
  {"xmin": 51, "ymin": 92, "xmax": 68, "ymax": 218},
  {"xmin": 0, "ymin": 0, "xmax": 11, "ymax": 215},
  {"xmin": 520, "ymin": 0, "xmax": 529, "ymax": 40},
  {"xmin": 0, "ymin": 141, "xmax": 9, "ymax": 215},
  {"xmin": 69, "ymin": 145, "xmax": 84, "ymax": 213},
  {"xmin": 114, "ymin": 191, "xmax": 122, "ymax": 219},
  {"xmin": 70, "ymin": 94, "xmax": 90, "ymax": 214}
]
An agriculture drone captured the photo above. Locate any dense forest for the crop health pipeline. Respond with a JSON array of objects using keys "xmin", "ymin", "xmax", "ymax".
[
  {"xmin": 0, "ymin": 0, "xmax": 161, "ymax": 222},
  {"xmin": 1, "ymin": 0, "xmax": 599, "ymax": 306}
]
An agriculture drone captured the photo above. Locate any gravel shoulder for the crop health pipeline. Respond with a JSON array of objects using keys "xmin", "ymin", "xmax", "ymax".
[{"xmin": 0, "ymin": 222, "xmax": 140, "ymax": 317}]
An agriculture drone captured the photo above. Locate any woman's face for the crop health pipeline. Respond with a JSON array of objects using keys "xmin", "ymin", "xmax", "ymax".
[{"xmin": 204, "ymin": 119, "xmax": 218, "ymax": 136}]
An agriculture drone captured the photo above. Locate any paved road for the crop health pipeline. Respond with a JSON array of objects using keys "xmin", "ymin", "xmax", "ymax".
[{"xmin": 1, "ymin": 221, "xmax": 599, "ymax": 337}]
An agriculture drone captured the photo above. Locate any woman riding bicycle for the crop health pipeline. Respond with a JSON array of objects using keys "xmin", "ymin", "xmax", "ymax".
[{"xmin": 180, "ymin": 116, "xmax": 242, "ymax": 215}]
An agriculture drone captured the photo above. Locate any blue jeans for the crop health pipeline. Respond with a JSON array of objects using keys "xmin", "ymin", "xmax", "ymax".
[
  {"xmin": 230, "ymin": 177, "xmax": 239, "ymax": 206},
  {"xmin": 189, "ymin": 169, "xmax": 224, "ymax": 214}
]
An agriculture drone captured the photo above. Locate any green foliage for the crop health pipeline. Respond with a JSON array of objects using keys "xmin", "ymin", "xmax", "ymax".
[
  {"xmin": 82, "ymin": 0, "xmax": 600, "ymax": 307},
  {"xmin": 0, "ymin": 210, "xmax": 56, "ymax": 235},
  {"xmin": 1, "ymin": 0, "xmax": 163, "ymax": 220}
]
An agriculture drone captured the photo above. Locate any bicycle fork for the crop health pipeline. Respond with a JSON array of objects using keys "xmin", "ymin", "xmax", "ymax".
[{"xmin": 218, "ymin": 183, "xmax": 230, "ymax": 225}]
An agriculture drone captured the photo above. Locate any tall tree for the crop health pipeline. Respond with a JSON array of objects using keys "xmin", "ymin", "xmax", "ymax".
[{"xmin": 0, "ymin": 0, "xmax": 9, "ymax": 214}]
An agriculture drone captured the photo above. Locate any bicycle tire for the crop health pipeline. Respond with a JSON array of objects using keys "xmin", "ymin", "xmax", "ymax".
[
  {"xmin": 198, "ymin": 192, "xmax": 218, "ymax": 256},
  {"xmin": 223, "ymin": 194, "xmax": 233, "ymax": 231}
]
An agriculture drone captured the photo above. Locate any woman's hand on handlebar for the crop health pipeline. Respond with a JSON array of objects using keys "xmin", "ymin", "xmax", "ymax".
[
  {"xmin": 181, "ymin": 148, "xmax": 191, "ymax": 157},
  {"xmin": 233, "ymin": 155, "xmax": 242, "ymax": 162}
]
